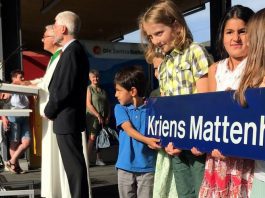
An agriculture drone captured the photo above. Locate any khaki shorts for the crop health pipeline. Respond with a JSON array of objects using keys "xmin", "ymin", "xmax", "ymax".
[{"xmin": 86, "ymin": 113, "xmax": 101, "ymax": 136}]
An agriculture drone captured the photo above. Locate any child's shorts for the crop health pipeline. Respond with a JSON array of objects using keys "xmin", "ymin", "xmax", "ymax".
[
  {"xmin": 7, "ymin": 116, "xmax": 31, "ymax": 142},
  {"xmin": 117, "ymin": 169, "xmax": 154, "ymax": 198}
]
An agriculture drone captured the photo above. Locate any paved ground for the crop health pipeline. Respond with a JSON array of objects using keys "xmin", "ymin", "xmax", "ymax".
[
  {"xmin": 1, "ymin": 163, "xmax": 119, "ymax": 198},
  {"xmin": 0, "ymin": 146, "xmax": 119, "ymax": 197}
]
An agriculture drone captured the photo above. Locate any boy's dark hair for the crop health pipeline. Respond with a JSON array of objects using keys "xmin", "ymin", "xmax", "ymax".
[
  {"xmin": 10, "ymin": 69, "xmax": 24, "ymax": 79},
  {"xmin": 114, "ymin": 65, "xmax": 146, "ymax": 97}
]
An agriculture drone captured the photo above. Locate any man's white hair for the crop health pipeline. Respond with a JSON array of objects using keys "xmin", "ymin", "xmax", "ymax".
[
  {"xmin": 45, "ymin": 24, "xmax": 54, "ymax": 33},
  {"xmin": 55, "ymin": 11, "xmax": 81, "ymax": 37}
]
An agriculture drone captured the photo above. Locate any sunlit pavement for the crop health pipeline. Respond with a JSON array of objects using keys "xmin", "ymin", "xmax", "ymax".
[{"xmin": 0, "ymin": 146, "xmax": 119, "ymax": 198}]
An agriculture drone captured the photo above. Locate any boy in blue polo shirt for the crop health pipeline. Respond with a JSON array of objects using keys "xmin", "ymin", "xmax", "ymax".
[{"xmin": 114, "ymin": 65, "xmax": 161, "ymax": 198}]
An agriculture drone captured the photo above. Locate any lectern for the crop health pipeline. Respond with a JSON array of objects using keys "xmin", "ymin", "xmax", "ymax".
[
  {"xmin": 0, "ymin": 83, "xmax": 39, "ymax": 116},
  {"xmin": 0, "ymin": 83, "xmax": 39, "ymax": 169}
]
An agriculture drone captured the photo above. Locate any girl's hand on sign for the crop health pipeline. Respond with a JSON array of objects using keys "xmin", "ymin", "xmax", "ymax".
[
  {"xmin": 165, "ymin": 142, "xmax": 182, "ymax": 156},
  {"xmin": 211, "ymin": 149, "xmax": 226, "ymax": 160},
  {"xmin": 191, "ymin": 147, "xmax": 204, "ymax": 156}
]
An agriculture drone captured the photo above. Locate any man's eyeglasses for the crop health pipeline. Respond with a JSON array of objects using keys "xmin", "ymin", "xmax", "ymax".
[
  {"xmin": 41, "ymin": 35, "xmax": 54, "ymax": 42},
  {"xmin": 43, "ymin": 35, "xmax": 54, "ymax": 38}
]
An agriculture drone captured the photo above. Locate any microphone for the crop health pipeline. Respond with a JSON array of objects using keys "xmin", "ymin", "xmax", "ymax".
[{"xmin": 4, "ymin": 43, "xmax": 26, "ymax": 64}]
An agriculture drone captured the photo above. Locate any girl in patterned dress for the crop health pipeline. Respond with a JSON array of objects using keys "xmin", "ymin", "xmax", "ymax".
[{"xmin": 199, "ymin": 5, "xmax": 254, "ymax": 198}]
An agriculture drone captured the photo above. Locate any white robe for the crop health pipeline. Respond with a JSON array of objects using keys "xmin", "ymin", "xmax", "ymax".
[{"xmin": 34, "ymin": 54, "xmax": 71, "ymax": 198}]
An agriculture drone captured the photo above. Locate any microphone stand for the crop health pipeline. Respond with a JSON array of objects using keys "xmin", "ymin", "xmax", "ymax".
[{"xmin": 0, "ymin": 44, "xmax": 25, "ymax": 82}]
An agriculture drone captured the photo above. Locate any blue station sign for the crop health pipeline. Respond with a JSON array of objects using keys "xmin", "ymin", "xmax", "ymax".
[{"xmin": 146, "ymin": 88, "xmax": 265, "ymax": 160}]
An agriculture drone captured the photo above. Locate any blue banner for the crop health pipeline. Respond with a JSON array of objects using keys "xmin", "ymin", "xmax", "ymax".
[{"xmin": 146, "ymin": 88, "xmax": 265, "ymax": 160}]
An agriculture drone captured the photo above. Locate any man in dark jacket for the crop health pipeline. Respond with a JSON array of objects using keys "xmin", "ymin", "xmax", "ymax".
[{"xmin": 44, "ymin": 11, "xmax": 89, "ymax": 198}]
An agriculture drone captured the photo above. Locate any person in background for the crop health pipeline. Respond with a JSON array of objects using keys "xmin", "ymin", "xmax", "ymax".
[
  {"xmin": 114, "ymin": 65, "xmax": 161, "ymax": 198},
  {"xmin": 2, "ymin": 70, "xmax": 30, "ymax": 174},
  {"xmin": 147, "ymin": 52, "xmax": 164, "ymax": 97},
  {"xmin": 235, "ymin": 8, "xmax": 265, "ymax": 198},
  {"xmin": 139, "ymin": 0, "xmax": 212, "ymax": 197},
  {"xmin": 86, "ymin": 69, "xmax": 110, "ymax": 166},
  {"xmin": 44, "ymin": 11, "xmax": 89, "ymax": 198},
  {"xmin": 199, "ymin": 5, "xmax": 255, "ymax": 198}
]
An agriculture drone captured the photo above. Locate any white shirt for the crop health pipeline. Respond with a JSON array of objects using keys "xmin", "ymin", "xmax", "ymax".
[
  {"xmin": 62, "ymin": 39, "xmax": 76, "ymax": 52},
  {"xmin": 215, "ymin": 58, "xmax": 246, "ymax": 91},
  {"xmin": 10, "ymin": 94, "xmax": 29, "ymax": 109}
]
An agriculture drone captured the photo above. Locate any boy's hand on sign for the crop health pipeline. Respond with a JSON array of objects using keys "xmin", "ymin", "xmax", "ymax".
[{"xmin": 147, "ymin": 137, "xmax": 161, "ymax": 150}]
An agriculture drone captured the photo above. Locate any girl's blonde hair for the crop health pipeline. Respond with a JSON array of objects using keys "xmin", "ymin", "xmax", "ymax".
[
  {"xmin": 235, "ymin": 8, "xmax": 265, "ymax": 106},
  {"xmin": 139, "ymin": 0, "xmax": 193, "ymax": 60}
]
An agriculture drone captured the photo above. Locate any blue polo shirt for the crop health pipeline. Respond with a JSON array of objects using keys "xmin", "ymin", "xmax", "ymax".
[{"xmin": 114, "ymin": 103, "xmax": 156, "ymax": 173}]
